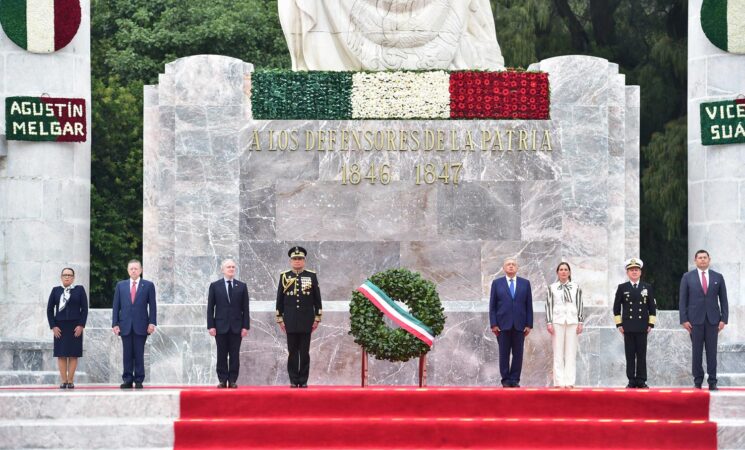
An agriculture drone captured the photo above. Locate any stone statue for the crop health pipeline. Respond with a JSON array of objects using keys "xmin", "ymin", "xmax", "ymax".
[{"xmin": 278, "ymin": 0, "xmax": 505, "ymax": 71}]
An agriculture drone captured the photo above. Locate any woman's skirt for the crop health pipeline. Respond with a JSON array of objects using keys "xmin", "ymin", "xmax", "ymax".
[{"xmin": 53, "ymin": 320, "xmax": 83, "ymax": 357}]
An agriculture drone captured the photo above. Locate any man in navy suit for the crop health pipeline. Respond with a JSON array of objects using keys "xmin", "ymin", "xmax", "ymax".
[
  {"xmin": 112, "ymin": 259, "xmax": 157, "ymax": 389},
  {"xmin": 489, "ymin": 257, "xmax": 533, "ymax": 387},
  {"xmin": 207, "ymin": 258, "xmax": 250, "ymax": 388},
  {"xmin": 679, "ymin": 249, "xmax": 728, "ymax": 390}
]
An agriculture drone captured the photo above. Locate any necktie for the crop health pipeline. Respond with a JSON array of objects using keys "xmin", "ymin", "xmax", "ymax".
[
  {"xmin": 227, "ymin": 280, "xmax": 233, "ymax": 304},
  {"xmin": 633, "ymin": 283, "xmax": 637, "ymax": 289},
  {"xmin": 702, "ymin": 272, "xmax": 708, "ymax": 295},
  {"xmin": 509, "ymin": 278, "xmax": 515, "ymax": 299},
  {"xmin": 130, "ymin": 281, "xmax": 137, "ymax": 304}
]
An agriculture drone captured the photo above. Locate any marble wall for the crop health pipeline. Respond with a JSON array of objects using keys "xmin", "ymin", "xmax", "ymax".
[
  {"xmin": 102, "ymin": 53, "xmax": 657, "ymax": 386},
  {"xmin": 0, "ymin": 1, "xmax": 91, "ymax": 341},
  {"xmin": 688, "ymin": 0, "xmax": 745, "ymax": 342}
]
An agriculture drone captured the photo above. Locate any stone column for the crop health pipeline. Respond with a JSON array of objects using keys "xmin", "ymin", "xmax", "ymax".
[
  {"xmin": 0, "ymin": 1, "xmax": 91, "ymax": 340},
  {"xmin": 689, "ymin": 0, "xmax": 745, "ymax": 341}
]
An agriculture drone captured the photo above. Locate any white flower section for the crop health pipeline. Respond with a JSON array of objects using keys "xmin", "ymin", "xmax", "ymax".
[
  {"xmin": 729, "ymin": 0, "xmax": 745, "ymax": 53},
  {"xmin": 27, "ymin": 0, "xmax": 55, "ymax": 53},
  {"xmin": 351, "ymin": 71, "xmax": 450, "ymax": 119}
]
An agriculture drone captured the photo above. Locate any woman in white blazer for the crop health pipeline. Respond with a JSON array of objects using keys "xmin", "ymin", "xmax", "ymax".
[{"xmin": 546, "ymin": 262, "xmax": 584, "ymax": 387}]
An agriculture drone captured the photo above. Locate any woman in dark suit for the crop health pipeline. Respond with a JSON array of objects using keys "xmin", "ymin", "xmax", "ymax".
[{"xmin": 46, "ymin": 267, "xmax": 88, "ymax": 389}]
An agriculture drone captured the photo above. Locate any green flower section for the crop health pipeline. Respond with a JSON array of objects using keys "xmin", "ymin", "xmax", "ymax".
[
  {"xmin": 701, "ymin": 0, "xmax": 728, "ymax": 52},
  {"xmin": 0, "ymin": 0, "xmax": 27, "ymax": 50},
  {"xmin": 349, "ymin": 268, "xmax": 446, "ymax": 363},
  {"xmin": 252, "ymin": 70, "xmax": 352, "ymax": 120}
]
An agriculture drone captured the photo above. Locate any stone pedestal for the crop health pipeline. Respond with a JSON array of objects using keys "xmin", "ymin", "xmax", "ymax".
[
  {"xmin": 688, "ymin": 0, "xmax": 745, "ymax": 342},
  {"xmin": 0, "ymin": 2, "xmax": 91, "ymax": 341}
]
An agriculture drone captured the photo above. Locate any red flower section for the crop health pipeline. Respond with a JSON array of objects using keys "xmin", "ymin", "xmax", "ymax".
[{"xmin": 449, "ymin": 71, "xmax": 550, "ymax": 119}]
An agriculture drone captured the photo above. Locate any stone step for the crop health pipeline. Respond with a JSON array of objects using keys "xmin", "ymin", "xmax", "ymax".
[
  {"xmin": 0, "ymin": 371, "xmax": 89, "ymax": 386},
  {"xmin": 718, "ymin": 343, "xmax": 745, "ymax": 373},
  {"xmin": 0, "ymin": 390, "xmax": 180, "ymax": 420},
  {"xmin": 0, "ymin": 418, "xmax": 174, "ymax": 449},
  {"xmin": 718, "ymin": 373, "xmax": 745, "ymax": 387},
  {"xmin": 716, "ymin": 420, "xmax": 745, "ymax": 450},
  {"xmin": 0, "ymin": 339, "xmax": 55, "ymax": 371},
  {"xmin": 710, "ymin": 391, "xmax": 745, "ymax": 420}
]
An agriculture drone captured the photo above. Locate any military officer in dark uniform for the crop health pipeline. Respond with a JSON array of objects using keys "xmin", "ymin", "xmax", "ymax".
[
  {"xmin": 613, "ymin": 258, "xmax": 657, "ymax": 388},
  {"xmin": 276, "ymin": 246, "xmax": 322, "ymax": 388}
]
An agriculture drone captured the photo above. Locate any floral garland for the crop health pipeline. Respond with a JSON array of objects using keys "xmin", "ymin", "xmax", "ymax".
[
  {"xmin": 0, "ymin": 0, "xmax": 82, "ymax": 53},
  {"xmin": 251, "ymin": 70, "xmax": 353, "ymax": 120},
  {"xmin": 351, "ymin": 71, "xmax": 450, "ymax": 119},
  {"xmin": 252, "ymin": 69, "xmax": 550, "ymax": 120},
  {"xmin": 349, "ymin": 268, "xmax": 446, "ymax": 362},
  {"xmin": 449, "ymin": 71, "xmax": 549, "ymax": 119}
]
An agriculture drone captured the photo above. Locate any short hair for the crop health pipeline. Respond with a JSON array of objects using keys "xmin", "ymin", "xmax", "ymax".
[
  {"xmin": 61, "ymin": 267, "xmax": 75, "ymax": 276},
  {"xmin": 221, "ymin": 258, "xmax": 237, "ymax": 269},
  {"xmin": 127, "ymin": 259, "xmax": 142, "ymax": 267},
  {"xmin": 694, "ymin": 249, "xmax": 710, "ymax": 259},
  {"xmin": 555, "ymin": 262, "xmax": 571, "ymax": 281},
  {"xmin": 503, "ymin": 257, "xmax": 518, "ymax": 265}
]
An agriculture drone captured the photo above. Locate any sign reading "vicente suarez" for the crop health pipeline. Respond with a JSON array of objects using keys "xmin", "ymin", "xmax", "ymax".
[
  {"xmin": 5, "ymin": 96, "xmax": 86, "ymax": 142},
  {"xmin": 700, "ymin": 98, "xmax": 745, "ymax": 146}
]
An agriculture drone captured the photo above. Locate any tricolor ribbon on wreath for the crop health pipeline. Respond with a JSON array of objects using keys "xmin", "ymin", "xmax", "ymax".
[{"xmin": 356, "ymin": 280, "xmax": 435, "ymax": 347}]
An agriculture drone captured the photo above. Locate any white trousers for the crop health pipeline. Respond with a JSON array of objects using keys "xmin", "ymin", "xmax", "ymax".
[{"xmin": 552, "ymin": 323, "xmax": 578, "ymax": 387}]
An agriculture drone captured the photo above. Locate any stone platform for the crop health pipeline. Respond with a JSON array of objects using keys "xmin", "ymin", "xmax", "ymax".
[{"xmin": 0, "ymin": 387, "xmax": 743, "ymax": 449}]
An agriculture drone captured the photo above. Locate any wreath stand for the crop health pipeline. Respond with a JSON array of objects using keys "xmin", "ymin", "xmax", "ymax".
[{"xmin": 360, "ymin": 348, "xmax": 428, "ymax": 387}]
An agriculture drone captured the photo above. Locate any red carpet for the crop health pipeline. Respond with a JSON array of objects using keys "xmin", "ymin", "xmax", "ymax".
[{"xmin": 174, "ymin": 387, "xmax": 717, "ymax": 449}]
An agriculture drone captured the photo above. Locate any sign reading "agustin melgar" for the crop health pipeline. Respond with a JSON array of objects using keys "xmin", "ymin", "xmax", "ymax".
[
  {"xmin": 700, "ymin": 98, "xmax": 745, "ymax": 145},
  {"xmin": 5, "ymin": 96, "xmax": 86, "ymax": 142}
]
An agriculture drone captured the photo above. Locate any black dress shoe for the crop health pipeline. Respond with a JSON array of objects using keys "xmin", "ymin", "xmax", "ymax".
[
  {"xmin": 120, "ymin": 382, "xmax": 133, "ymax": 389},
  {"xmin": 299, "ymin": 384, "xmax": 308, "ymax": 388},
  {"xmin": 708, "ymin": 383, "xmax": 719, "ymax": 391},
  {"xmin": 290, "ymin": 384, "xmax": 299, "ymax": 388},
  {"xmin": 694, "ymin": 383, "xmax": 703, "ymax": 389},
  {"xmin": 229, "ymin": 382, "xmax": 238, "ymax": 389},
  {"xmin": 626, "ymin": 383, "xmax": 636, "ymax": 388},
  {"xmin": 512, "ymin": 383, "xmax": 520, "ymax": 388},
  {"xmin": 217, "ymin": 382, "xmax": 227, "ymax": 388},
  {"xmin": 67, "ymin": 383, "xmax": 75, "ymax": 389},
  {"xmin": 637, "ymin": 383, "xmax": 649, "ymax": 389},
  {"xmin": 60, "ymin": 383, "xmax": 68, "ymax": 389},
  {"xmin": 134, "ymin": 382, "xmax": 143, "ymax": 389}
]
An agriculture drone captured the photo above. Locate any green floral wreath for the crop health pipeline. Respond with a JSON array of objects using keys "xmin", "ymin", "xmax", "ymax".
[{"xmin": 349, "ymin": 268, "xmax": 446, "ymax": 362}]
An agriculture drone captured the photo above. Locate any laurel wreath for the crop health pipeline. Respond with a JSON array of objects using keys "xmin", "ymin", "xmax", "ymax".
[{"xmin": 349, "ymin": 268, "xmax": 446, "ymax": 362}]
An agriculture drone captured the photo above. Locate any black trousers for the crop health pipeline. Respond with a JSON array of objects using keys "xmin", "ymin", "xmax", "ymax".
[
  {"xmin": 624, "ymin": 331, "xmax": 647, "ymax": 385},
  {"xmin": 691, "ymin": 322, "xmax": 719, "ymax": 385},
  {"xmin": 287, "ymin": 332, "xmax": 311, "ymax": 385},
  {"xmin": 215, "ymin": 332, "xmax": 242, "ymax": 383}
]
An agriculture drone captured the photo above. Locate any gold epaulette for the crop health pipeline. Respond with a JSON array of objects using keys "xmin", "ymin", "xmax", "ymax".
[{"xmin": 305, "ymin": 269, "xmax": 316, "ymax": 273}]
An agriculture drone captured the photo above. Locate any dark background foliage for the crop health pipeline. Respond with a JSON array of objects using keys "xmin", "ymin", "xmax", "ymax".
[{"xmin": 90, "ymin": 0, "xmax": 686, "ymax": 308}]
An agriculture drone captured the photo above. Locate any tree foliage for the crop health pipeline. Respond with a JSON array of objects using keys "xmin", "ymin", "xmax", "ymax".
[{"xmin": 90, "ymin": 0, "xmax": 687, "ymax": 307}]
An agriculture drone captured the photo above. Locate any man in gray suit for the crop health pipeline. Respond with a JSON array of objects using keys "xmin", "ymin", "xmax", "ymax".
[{"xmin": 679, "ymin": 249, "xmax": 728, "ymax": 390}]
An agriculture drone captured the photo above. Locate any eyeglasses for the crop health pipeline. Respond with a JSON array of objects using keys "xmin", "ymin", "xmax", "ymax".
[{"xmin": 61, "ymin": 274, "xmax": 75, "ymax": 278}]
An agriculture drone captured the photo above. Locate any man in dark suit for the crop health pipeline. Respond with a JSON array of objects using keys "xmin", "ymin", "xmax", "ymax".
[
  {"xmin": 276, "ymin": 246, "xmax": 322, "ymax": 388},
  {"xmin": 111, "ymin": 259, "xmax": 157, "ymax": 389},
  {"xmin": 489, "ymin": 257, "xmax": 533, "ymax": 388},
  {"xmin": 679, "ymin": 249, "xmax": 728, "ymax": 390},
  {"xmin": 613, "ymin": 258, "xmax": 656, "ymax": 388},
  {"xmin": 207, "ymin": 258, "xmax": 250, "ymax": 388}
]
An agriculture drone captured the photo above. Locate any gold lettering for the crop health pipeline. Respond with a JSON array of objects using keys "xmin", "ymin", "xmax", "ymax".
[
  {"xmin": 363, "ymin": 130, "xmax": 374, "ymax": 151},
  {"xmin": 328, "ymin": 130, "xmax": 337, "ymax": 151},
  {"xmin": 410, "ymin": 130, "xmax": 420, "ymax": 150},
  {"xmin": 531, "ymin": 130, "xmax": 537, "ymax": 151},
  {"xmin": 541, "ymin": 130, "xmax": 552, "ymax": 151},
  {"xmin": 436, "ymin": 130, "xmax": 445, "ymax": 151},
  {"xmin": 505, "ymin": 129, "xmax": 515, "ymax": 151},
  {"xmin": 305, "ymin": 130, "xmax": 315, "ymax": 150},
  {"xmin": 387, "ymin": 130, "xmax": 396, "ymax": 151},
  {"xmin": 481, "ymin": 130, "xmax": 492, "ymax": 151},
  {"xmin": 290, "ymin": 130, "xmax": 299, "ymax": 150},
  {"xmin": 465, "ymin": 130, "xmax": 475, "ymax": 151},
  {"xmin": 424, "ymin": 130, "xmax": 435, "ymax": 150},
  {"xmin": 518, "ymin": 129, "xmax": 528, "ymax": 151},
  {"xmin": 249, "ymin": 130, "xmax": 261, "ymax": 151},
  {"xmin": 351, "ymin": 130, "xmax": 362, "ymax": 151},
  {"xmin": 399, "ymin": 130, "xmax": 408, "ymax": 151},
  {"xmin": 268, "ymin": 130, "xmax": 276, "ymax": 151}
]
